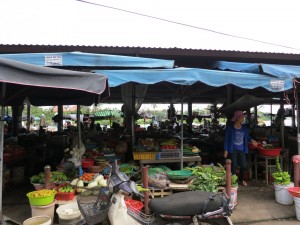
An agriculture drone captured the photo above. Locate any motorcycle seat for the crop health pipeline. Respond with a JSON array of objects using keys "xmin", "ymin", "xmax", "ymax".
[{"xmin": 148, "ymin": 190, "xmax": 225, "ymax": 216}]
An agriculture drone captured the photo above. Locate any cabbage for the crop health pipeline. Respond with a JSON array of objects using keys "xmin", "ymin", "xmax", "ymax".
[
  {"xmin": 87, "ymin": 181, "xmax": 98, "ymax": 189},
  {"xmin": 98, "ymin": 179, "xmax": 107, "ymax": 187}
]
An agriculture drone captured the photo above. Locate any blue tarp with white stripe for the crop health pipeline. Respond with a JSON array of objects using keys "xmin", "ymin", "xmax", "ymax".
[
  {"xmin": 214, "ymin": 61, "xmax": 300, "ymax": 79},
  {"xmin": 94, "ymin": 67, "xmax": 292, "ymax": 92},
  {"xmin": 0, "ymin": 52, "xmax": 174, "ymax": 68}
]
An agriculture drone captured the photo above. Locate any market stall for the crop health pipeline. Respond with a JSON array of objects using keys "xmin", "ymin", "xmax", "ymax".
[
  {"xmin": 94, "ymin": 67, "xmax": 293, "ymax": 169},
  {"xmin": 2, "ymin": 54, "xmax": 299, "ymax": 223},
  {"xmin": 0, "ymin": 58, "xmax": 109, "ymax": 224}
]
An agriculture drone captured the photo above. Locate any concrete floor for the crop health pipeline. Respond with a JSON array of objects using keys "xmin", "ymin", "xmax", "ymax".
[
  {"xmin": 2, "ymin": 180, "xmax": 300, "ymax": 225},
  {"xmin": 231, "ymin": 181, "xmax": 298, "ymax": 224},
  {"xmin": 3, "ymin": 182, "xmax": 35, "ymax": 225}
]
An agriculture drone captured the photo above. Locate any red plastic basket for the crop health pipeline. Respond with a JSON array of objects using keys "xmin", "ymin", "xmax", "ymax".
[
  {"xmin": 125, "ymin": 199, "xmax": 143, "ymax": 212},
  {"xmin": 287, "ymin": 187, "xmax": 300, "ymax": 198},
  {"xmin": 258, "ymin": 147, "xmax": 282, "ymax": 157},
  {"xmin": 82, "ymin": 158, "xmax": 95, "ymax": 169},
  {"xmin": 55, "ymin": 191, "xmax": 75, "ymax": 201}
]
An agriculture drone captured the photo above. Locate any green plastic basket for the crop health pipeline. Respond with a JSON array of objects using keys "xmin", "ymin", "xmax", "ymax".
[
  {"xmin": 27, "ymin": 190, "xmax": 56, "ymax": 206},
  {"xmin": 166, "ymin": 170, "xmax": 193, "ymax": 180}
]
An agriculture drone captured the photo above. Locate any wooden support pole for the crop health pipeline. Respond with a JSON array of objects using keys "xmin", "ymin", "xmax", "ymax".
[
  {"xmin": 142, "ymin": 166, "xmax": 149, "ymax": 214},
  {"xmin": 225, "ymin": 159, "xmax": 232, "ymax": 198},
  {"xmin": 44, "ymin": 165, "xmax": 51, "ymax": 190},
  {"xmin": 293, "ymin": 155, "xmax": 300, "ymax": 187}
]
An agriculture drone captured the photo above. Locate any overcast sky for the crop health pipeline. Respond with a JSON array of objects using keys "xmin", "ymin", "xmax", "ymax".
[{"xmin": 2, "ymin": 0, "xmax": 300, "ymax": 53}]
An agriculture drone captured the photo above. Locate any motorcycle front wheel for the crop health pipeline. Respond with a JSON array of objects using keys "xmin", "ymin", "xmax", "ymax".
[{"xmin": 199, "ymin": 217, "xmax": 231, "ymax": 225}]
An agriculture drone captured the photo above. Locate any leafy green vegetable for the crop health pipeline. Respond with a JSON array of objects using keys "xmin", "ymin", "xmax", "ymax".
[
  {"xmin": 186, "ymin": 164, "xmax": 226, "ymax": 192},
  {"xmin": 231, "ymin": 175, "xmax": 238, "ymax": 187},
  {"xmin": 272, "ymin": 156, "xmax": 291, "ymax": 185},
  {"xmin": 30, "ymin": 175, "xmax": 41, "ymax": 184}
]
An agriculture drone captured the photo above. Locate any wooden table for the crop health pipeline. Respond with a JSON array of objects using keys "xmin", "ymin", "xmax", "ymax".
[{"xmin": 254, "ymin": 154, "xmax": 283, "ymax": 186}]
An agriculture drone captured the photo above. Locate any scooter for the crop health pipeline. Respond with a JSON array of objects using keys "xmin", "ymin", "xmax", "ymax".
[
  {"xmin": 108, "ymin": 162, "xmax": 233, "ymax": 225},
  {"xmin": 77, "ymin": 161, "xmax": 233, "ymax": 225}
]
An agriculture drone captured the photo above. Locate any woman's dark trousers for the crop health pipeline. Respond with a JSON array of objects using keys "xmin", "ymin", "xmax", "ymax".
[{"xmin": 229, "ymin": 150, "xmax": 247, "ymax": 182}]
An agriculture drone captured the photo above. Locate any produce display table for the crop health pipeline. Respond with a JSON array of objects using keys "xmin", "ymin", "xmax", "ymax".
[
  {"xmin": 148, "ymin": 182, "xmax": 190, "ymax": 198},
  {"xmin": 254, "ymin": 154, "xmax": 283, "ymax": 186},
  {"xmin": 139, "ymin": 156, "xmax": 201, "ymax": 167},
  {"xmin": 148, "ymin": 188, "xmax": 173, "ymax": 198}
]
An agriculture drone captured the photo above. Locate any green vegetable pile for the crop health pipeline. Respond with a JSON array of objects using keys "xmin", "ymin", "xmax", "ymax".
[
  {"xmin": 58, "ymin": 185, "xmax": 74, "ymax": 193},
  {"xmin": 272, "ymin": 156, "xmax": 291, "ymax": 185},
  {"xmin": 263, "ymin": 144, "xmax": 274, "ymax": 149},
  {"xmin": 186, "ymin": 164, "xmax": 226, "ymax": 192},
  {"xmin": 30, "ymin": 171, "xmax": 68, "ymax": 184}
]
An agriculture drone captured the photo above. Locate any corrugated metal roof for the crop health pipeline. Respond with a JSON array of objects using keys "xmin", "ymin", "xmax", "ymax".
[
  {"xmin": 1, "ymin": 44, "xmax": 300, "ymax": 55},
  {"xmin": 1, "ymin": 44, "xmax": 300, "ymax": 67}
]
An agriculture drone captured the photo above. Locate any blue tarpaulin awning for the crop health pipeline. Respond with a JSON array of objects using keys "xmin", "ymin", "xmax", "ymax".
[
  {"xmin": 213, "ymin": 61, "xmax": 261, "ymax": 74},
  {"xmin": 213, "ymin": 61, "xmax": 300, "ymax": 79},
  {"xmin": 94, "ymin": 67, "xmax": 292, "ymax": 92},
  {"xmin": 261, "ymin": 64, "xmax": 300, "ymax": 79},
  {"xmin": 0, "ymin": 52, "xmax": 174, "ymax": 68}
]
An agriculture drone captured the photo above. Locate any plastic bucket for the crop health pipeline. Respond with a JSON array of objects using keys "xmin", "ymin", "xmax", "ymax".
[
  {"xmin": 23, "ymin": 216, "xmax": 51, "ymax": 225},
  {"xmin": 230, "ymin": 186, "xmax": 238, "ymax": 207},
  {"xmin": 56, "ymin": 202, "xmax": 81, "ymax": 225},
  {"xmin": 58, "ymin": 216, "xmax": 81, "ymax": 225},
  {"xmin": 274, "ymin": 183, "xmax": 294, "ymax": 205},
  {"xmin": 294, "ymin": 197, "xmax": 300, "ymax": 220},
  {"xmin": 31, "ymin": 201, "xmax": 56, "ymax": 225}
]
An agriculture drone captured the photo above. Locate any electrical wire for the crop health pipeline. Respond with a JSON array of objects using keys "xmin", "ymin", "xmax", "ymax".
[{"xmin": 75, "ymin": 0, "xmax": 300, "ymax": 51}]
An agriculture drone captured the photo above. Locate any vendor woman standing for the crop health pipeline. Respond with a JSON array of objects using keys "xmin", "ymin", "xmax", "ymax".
[{"xmin": 224, "ymin": 111, "xmax": 257, "ymax": 186}]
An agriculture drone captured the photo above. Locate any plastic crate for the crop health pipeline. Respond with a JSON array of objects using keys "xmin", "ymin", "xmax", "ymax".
[
  {"xmin": 156, "ymin": 150, "xmax": 180, "ymax": 159},
  {"xmin": 55, "ymin": 191, "xmax": 75, "ymax": 201},
  {"xmin": 133, "ymin": 152, "xmax": 156, "ymax": 160}
]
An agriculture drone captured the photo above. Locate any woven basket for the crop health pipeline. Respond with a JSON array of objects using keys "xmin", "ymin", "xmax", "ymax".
[{"xmin": 88, "ymin": 165, "xmax": 106, "ymax": 173}]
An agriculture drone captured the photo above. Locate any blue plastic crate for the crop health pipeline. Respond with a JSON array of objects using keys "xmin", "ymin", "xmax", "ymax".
[{"xmin": 156, "ymin": 150, "xmax": 180, "ymax": 159}]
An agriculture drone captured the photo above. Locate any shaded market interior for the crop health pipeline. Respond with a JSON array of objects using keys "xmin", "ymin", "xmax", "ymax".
[
  {"xmin": 0, "ymin": 48, "xmax": 300, "ymax": 224},
  {"xmin": 1, "ymin": 52, "xmax": 296, "ymax": 153}
]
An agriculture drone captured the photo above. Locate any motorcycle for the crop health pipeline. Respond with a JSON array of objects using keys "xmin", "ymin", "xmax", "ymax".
[{"xmin": 77, "ymin": 161, "xmax": 233, "ymax": 225}]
